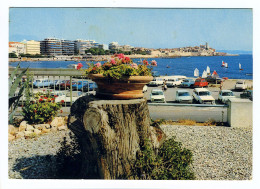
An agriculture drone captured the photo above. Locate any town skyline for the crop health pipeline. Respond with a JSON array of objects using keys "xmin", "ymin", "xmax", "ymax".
[{"xmin": 9, "ymin": 8, "xmax": 253, "ymax": 51}]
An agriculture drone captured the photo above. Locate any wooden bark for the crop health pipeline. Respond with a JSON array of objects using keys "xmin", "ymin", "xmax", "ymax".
[{"xmin": 68, "ymin": 96, "xmax": 165, "ymax": 179}]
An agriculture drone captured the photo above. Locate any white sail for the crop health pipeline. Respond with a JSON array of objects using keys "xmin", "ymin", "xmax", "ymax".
[
  {"xmin": 239, "ymin": 63, "xmax": 241, "ymax": 69},
  {"xmin": 194, "ymin": 68, "xmax": 199, "ymax": 77},
  {"xmin": 225, "ymin": 63, "xmax": 228, "ymax": 68},
  {"xmin": 202, "ymin": 70, "xmax": 207, "ymax": 78},
  {"xmin": 206, "ymin": 66, "xmax": 210, "ymax": 74}
]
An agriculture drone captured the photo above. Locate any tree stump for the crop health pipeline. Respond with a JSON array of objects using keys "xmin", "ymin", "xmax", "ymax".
[{"xmin": 68, "ymin": 96, "xmax": 165, "ymax": 179}]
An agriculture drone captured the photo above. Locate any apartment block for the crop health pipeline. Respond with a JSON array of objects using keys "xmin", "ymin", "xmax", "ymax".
[{"xmin": 26, "ymin": 40, "xmax": 40, "ymax": 55}]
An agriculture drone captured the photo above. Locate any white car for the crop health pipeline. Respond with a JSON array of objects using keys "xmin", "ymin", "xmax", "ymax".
[
  {"xmin": 218, "ymin": 90, "xmax": 236, "ymax": 103},
  {"xmin": 235, "ymin": 80, "xmax": 247, "ymax": 90},
  {"xmin": 192, "ymin": 88, "xmax": 215, "ymax": 104},
  {"xmin": 55, "ymin": 91, "xmax": 84, "ymax": 105},
  {"xmin": 148, "ymin": 78, "xmax": 164, "ymax": 86},
  {"xmin": 150, "ymin": 89, "xmax": 166, "ymax": 103},
  {"xmin": 176, "ymin": 90, "xmax": 193, "ymax": 103},
  {"xmin": 166, "ymin": 78, "xmax": 182, "ymax": 87}
]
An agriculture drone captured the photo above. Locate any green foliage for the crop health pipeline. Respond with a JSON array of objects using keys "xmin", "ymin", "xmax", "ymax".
[
  {"xmin": 9, "ymin": 53, "xmax": 18, "ymax": 58},
  {"xmin": 133, "ymin": 138, "xmax": 195, "ymax": 180},
  {"xmin": 8, "ymin": 63, "xmax": 28, "ymax": 123},
  {"xmin": 19, "ymin": 53, "xmax": 45, "ymax": 58},
  {"xmin": 22, "ymin": 92, "xmax": 61, "ymax": 124}
]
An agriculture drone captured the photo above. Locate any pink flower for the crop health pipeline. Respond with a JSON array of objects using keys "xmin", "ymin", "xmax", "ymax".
[
  {"xmin": 131, "ymin": 63, "xmax": 138, "ymax": 69},
  {"xmin": 151, "ymin": 60, "xmax": 157, "ymax": 66},
  {"xmin": 77, "ymin": 63, "xmax": 83, "ymax": 70},
  {"xmin": 110, "ymin": 59, "xmax": 116, "ymax": 65},
  {"xmin": 143, "ymin": 59, "xmax": 149, "ymax": 66},
  {"xmin": 115, "ymin": 53, "xmax": 125, "ymax": 59},
  {"xmin": 95, "ymin": 62, "xmax": 101, "ymax": 68}
]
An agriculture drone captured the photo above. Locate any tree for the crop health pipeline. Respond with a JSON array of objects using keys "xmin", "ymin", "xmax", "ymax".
[{"xmin": 9, "ymin": 53, "xmax": 18, "ymax": 58}]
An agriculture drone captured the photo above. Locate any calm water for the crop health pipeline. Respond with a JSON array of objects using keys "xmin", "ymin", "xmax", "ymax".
[{"xmin": 10, "ymin": 54, "xmax": 253, "ymax": 79}]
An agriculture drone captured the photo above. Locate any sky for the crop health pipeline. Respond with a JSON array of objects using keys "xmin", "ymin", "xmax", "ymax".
[{"xmin": 9, "ymin": 8, "xmax": 253, "ymax": 52}]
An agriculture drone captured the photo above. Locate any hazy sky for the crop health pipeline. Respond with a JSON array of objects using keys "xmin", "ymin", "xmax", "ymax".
[{"xmin": 9, "ymin": 8, "xmax": 253, "ymax": 51}]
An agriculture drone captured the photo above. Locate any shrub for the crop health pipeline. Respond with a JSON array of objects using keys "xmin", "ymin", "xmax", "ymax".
[
  {"xmin": 22, "ymin": 92, "xmax": 62, "ymax": 124},
  {"xmin": 133, "ymin": 138, "xmax": 195, "ymax": 180}
]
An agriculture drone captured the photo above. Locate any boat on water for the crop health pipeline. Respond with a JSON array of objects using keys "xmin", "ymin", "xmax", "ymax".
[
  {"xmin": 239, "ymin": 63, "xmax": 243, "ymax": 70},
  {"xmin": 225, "ymin": 62, "xmax": 228, "ymax": 68},
  {"xmin": 202, "ymin": 70, "xmax": 207, "ymax": 78},
  {"xmin": 221, "ymin": 61, "xmax": 225, "ymax": 67},
  {"xmin": 206, "ymin": 66, "xmax": 211, "ymax": 75},
  {"xmin": 67, "ymin": 64, "xmax": 78, "ymax": 69},
  {"xmin": 194, "ymin": 68, "xmax": 199, "ymax": 77},
  {"xmin": 166, "ymin": 65, "xmax": 170, "ymax": 68}
]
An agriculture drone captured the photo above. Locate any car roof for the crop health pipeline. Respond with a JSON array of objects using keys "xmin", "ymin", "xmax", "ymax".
[
  {"xmin": 151, "ymin": 89, "xmax": 163, "ymax": 92},
  {"xmin": 177, "ymin": 89, "xmax": 189, "ymax": 92},
  {"xmin": 194, "ymin": 88, "xmax": 209, "ymax": 92},
  {"xmin": 221, "ymin": 90, "xmax": 232, "ymax": 92}
]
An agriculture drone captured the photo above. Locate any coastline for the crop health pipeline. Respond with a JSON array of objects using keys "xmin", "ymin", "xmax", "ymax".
[{"xmin": 8, "ymin": 54, "xmax": 239, "ymax": 62}]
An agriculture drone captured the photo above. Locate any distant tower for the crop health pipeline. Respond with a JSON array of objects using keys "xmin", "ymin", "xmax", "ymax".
[{"xmin": 205, "ymin": 42, "xmax": 209, "ymax": 50}]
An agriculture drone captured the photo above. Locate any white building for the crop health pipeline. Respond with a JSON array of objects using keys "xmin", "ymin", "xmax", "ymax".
[
  {"xmin": 9, "ymin": 42, "xmax": 26, "ymax": 55},
  {"xmin": 25, "ymin": 40, "xmax": 41, "ymax": 55},
  {"xmin": 109, "ymin": 42, "xmax": 120, "ymax": 51},
  {"xmin": 74, "ymin": 39, "xmax": 98, "ymax": 55}
]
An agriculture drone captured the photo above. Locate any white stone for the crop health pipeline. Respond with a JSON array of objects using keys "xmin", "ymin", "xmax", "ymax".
[
  {"xmin": 58, "ymin": 125, "xmax": 67, "ymax": 131},
  {"xmin": 8, "ymin": 133, "xmax": 15, "ymax": 141},
  {"xmin": 9, "ymin": 125, "xmax": 18, "ymax": 135},
  {"xmin": 26, "ymin": 124, "xmax": 34, "ymax": 132},
  {"xmin": 24, "ymin": 130, "xmax": 34, "ymax": 137},
  {"xmin": 16, "ymin": 132, "xmax": 25, "ymax": 139},
  {"xmin": 33, "ymin": 129, "xmax": 41, "ymax": 135},
  {"xmin": 51, "ymin": 117, "xmax": 66, "ymax": 127},
  {"xmin": 41, "ymin": 128, "xmax": 51, "ymax": 133},
  {"xmin": 19, "ymin": 121, "xmax": 27, "ymax": 132}
]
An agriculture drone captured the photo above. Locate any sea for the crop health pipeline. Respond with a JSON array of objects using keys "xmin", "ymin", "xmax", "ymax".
[{"xmin": 9, "ymin": 54, "xmax": 253, "ymax": 80}]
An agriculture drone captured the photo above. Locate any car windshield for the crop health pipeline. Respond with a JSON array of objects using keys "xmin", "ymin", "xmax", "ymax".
[
  {"xmin": 183, "ymin": 79, "xmax": 189, "ymax": 82},
  {"xmin": 222, "ymin": 92, "xmax": 233, "ymax": 96},
  {"xmin": 178, "ymin": 92, "xmax": 190, "ymax": 96},
  {"xmin": 199, "ymin": 91, "xmax": 210, "ymax": 96},
  {"xmin": 195, "ymin": 79, "xmax": 201, "ymax": 82},
  {"xmin": 237, "ymin": 82, "xmax": 243, "ymax": 84},
  {"xmin": 152, "ymin": 91, "xmax": 163, "ymax": 95}
]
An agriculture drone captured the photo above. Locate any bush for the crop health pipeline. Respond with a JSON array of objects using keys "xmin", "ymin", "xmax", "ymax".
[
  {"xmin": 133, "ymin": 138, "xmax": 195, "ymax": 180},
  {"xmin": 22, "ymin": 92, "xmax": 62, "ymax": 124}
]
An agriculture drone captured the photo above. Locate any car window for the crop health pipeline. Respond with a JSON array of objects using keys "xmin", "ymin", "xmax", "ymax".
[
  {"xmin": 178, "ymin": 92, "xmax": 190, "ymax": 96},
  {"xmin": 152, "ymin": 91, "xmax": 163, "ymax": 95},
  {"xmin": 222, "ymin": 92, "xmax": 233, "ymax": 96},
  {"xmin": 199, "ymin": 91, "xmax": 210, "ymax": 96}
]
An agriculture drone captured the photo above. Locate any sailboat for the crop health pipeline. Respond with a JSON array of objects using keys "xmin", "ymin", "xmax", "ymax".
[
  {"xmin": 239, "ymin": 63, "xmax": 243, "ymax": 70},
  {"xmin": 166, "ymin": 65, "xmax": 170, "ymax": 68},
  {"xmin": 225, "ymin": 62, "xmax": 228, "ymax": 68},
  {"xmin": 206, "ymin": 66, "xmax": 210, "ymax": 75},
  {"xmin": 202, "ymin": 70, "xmax": 207, "ymax": 78},
  {"xmin": 221, "ymin": 61, "xmax": 225, "ymax": 67},
  {"xmin": 194, "ymin": 68, "xmax": 199, "ymax": 77}
]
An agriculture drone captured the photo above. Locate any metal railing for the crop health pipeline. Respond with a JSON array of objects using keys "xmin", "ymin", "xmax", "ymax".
[{"xmin": 9, "ymin": 68, "xmax": 95, "ymax": 107}]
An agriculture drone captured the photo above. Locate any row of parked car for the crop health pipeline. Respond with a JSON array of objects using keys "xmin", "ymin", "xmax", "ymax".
[
  {"xmin": 149, "ymin": 88, "xmax": 251, "ymax": 104},
  {"xmin": 32, "ymin": 79, "xmax": 97, "ymax": 91}
]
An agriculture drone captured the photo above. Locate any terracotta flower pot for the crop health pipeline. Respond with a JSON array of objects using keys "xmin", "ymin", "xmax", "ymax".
[{"xmin": 89, "ymin": 74, "xmax": 153, "ymax": 100}]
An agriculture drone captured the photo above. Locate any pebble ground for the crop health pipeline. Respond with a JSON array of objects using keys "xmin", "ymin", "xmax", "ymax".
[{"xmin": 8, "ymin": 125, "xmax": 252, "ymax": 180}]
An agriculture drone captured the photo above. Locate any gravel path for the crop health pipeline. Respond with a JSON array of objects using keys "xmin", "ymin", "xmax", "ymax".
[
  {"xmin": 9, "ymin": 125, "xmax": 252, "ymax": 180},
  {"xmin": 160, "ymin": 125, "xmax": 252, "ymax": 180},
  {"xmin": 8, "ymin": 130, "xmax": 80, "ymax": 179}
]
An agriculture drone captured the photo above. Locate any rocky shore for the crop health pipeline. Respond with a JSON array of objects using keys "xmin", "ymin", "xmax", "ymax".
[{"xmin": 8, "ymin": 123, "xmax": 252, "ymax": 180}]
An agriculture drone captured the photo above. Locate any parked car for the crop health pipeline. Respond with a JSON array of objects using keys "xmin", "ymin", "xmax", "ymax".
[
  {"xmin": 60, "ymin": 80, "xmax": 77, "ymax": 90},
  {"xmin": 175, "ymin": 90, "xmax": 193, "ymax": 103},
  {"xmin": 240, "ymin": 90, "xmax": 253, "ymax": 101},
  {"xmin": 55, "ymin": 91, "xmax": 84, "ymax": 105},
  {"xmin": 72, "ymin": 81, "xmax": 89, "ymax": 91},
  {"xmin": 192, "ymin": 88, "xmax": 215, "ymax": 104},
  {"xmin": 150, "ymin": 89, "xmax": 166, "ymax": 103},
  {"xmin": 166, "ymin": 78, "xmax": 182, "ymax": 87},
  {"xmin": 82, "ymin": 82, "xmax": 98, "ymax": 92},
  {"xmin": 33, "ymin": 79, "xmax": 54, "ymax": 88},
  {"xmin": 143, "ymin": 85, "xmax": 148, "ymax": 92},
  {"xmin": 235, "ymin": 80, "xmax": 247, "ymax": 90},
  {"xmin": 193, "ymin": 78, "xmax": 209, "ymax": 88},
  {"xmin": 218, "ymin": 90, "xmax": 236, "ymax": 103},
  {"xmin": 148, "ymin": 78, "xmax": 164, "ymax": 86},
  {"xmin": 50, "ymin": 80, "xmax": 65, "ymax": 89},
  {"xmin": 180, "ymin": 79, "xmax": 195, "ymax": 88},
  {"xmin": 50, "ymin": 91, "xmax": 66, "ymax": 99},
  {"xmin": 206, "ymin": 76, "xmax": 223, "ymax": 84}
]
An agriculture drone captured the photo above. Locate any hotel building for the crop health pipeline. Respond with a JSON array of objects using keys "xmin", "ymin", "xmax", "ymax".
[{"xmin": 25, "ymin": 40, "xmax": 40, "ymax": 55}]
